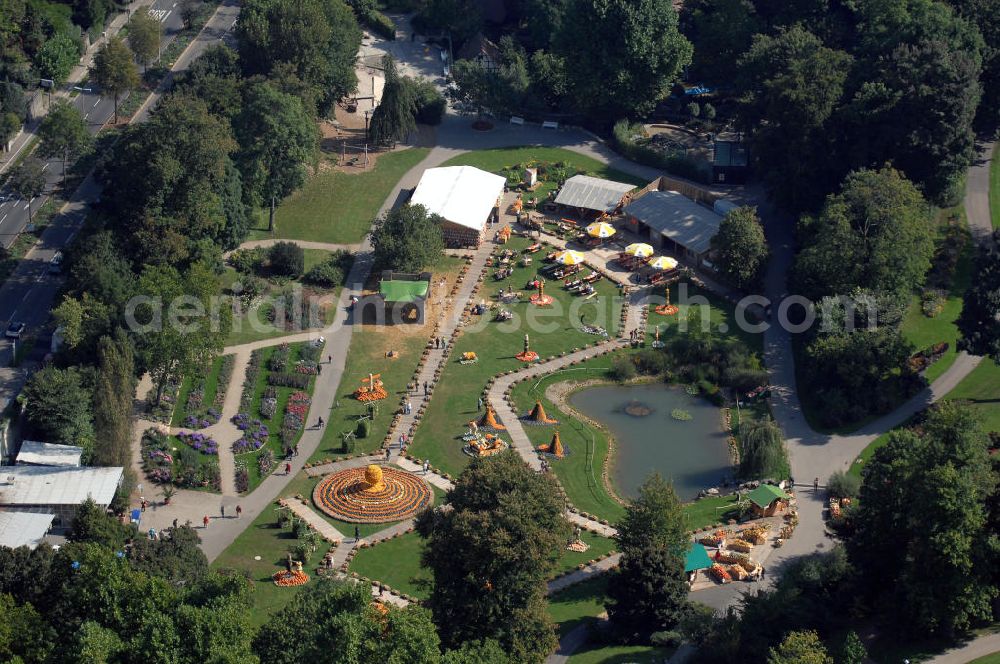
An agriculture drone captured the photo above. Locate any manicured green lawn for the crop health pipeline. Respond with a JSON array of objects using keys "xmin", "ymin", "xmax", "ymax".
[
  {"xmin": 568, "ymin": 643, "xmax": 673, "ymax": 663},
  {"xmin": 249, "ymin": 147, "xmax": 430, "ymax": 244},
  {"xmin": 900, "ymin": 209, "xmax": 972, "ymax": 383},
  {"xmin": 239, "ymin": 343, "xmax": 318, "ymax": 493},
  {"xmin": 970, "ymin": 653, "xmax": 1000, "ymax": 664},
  {"xmin": 440, "ymin": 146, "xmax": 648, "ymax": 190},
  {"xmin": 307, "ymin": 255, "xmax": 466, "ymax": 466},
  {"xmin": 991, "ymin": 143, "xmax": 1000, "ymax": 229},
  {"xmin": 944, "ymin": 358, "xmax": 1000, "ymax": 433},
  {"xmin": 549, "ymin": 575, "xmax": 609, "ymax": 637},
  {"xmin": 646, "ymin": 283, "xmax": 765, "ymax": 356},
  {"xmin": 211, "ymin": 498, "xmax": 330, "ymax": 627},
  {"xmin": 350, "ymin": 528, "xmax": 616, "ymax": 601},
  {"xmin": 409, "ymin": 236, "xmax": 623, "ymax": 479}
]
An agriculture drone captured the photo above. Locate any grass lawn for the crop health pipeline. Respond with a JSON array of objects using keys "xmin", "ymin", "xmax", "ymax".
[
  {"xmin": 970, "ymin": 654, "xmax": 1000, "ymax": 664},
  {"xmin": 238, "ymin": 343, "xmax": 318, "ymax": 493},
  {"xmin": 991, "ymin": 143, "xmax": 1000, "ymax": 229},
  {"xmin": 440, "ymin": 146, "xmax": 648, "ymax": 191},
  {"xmin": 307, "ymin": 255, "xmax": 466, "ymax": 466},
  {"xmin": 249, "ymin": 147, "xmax": 430, "ymax": 244},
  {"xmin": 170, "ymin": 354, "xmax": 234, "ymax": 428},
  {"xmin": 900, "ymin": 208, "xmax": 972, "ymax": 383},
  {"xmin": 211, "ymin": 498, "xmax": 330, "ymax": 627},
  {"xmin": 944, "ymin": 358, "xmax": 1000, "ymax": 433},
  {"xmin": 408, "ymin": 236, "xmax": 624, "ymax": 479},
  {"xmin": 646, "ymin": 283, "xmax": 765, "ymax": 356},
  {"xmin": 350, "ymin": 528, "xmax": 617, "ymax": 601}
]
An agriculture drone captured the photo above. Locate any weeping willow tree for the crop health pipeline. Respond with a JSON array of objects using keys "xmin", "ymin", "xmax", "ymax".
[
  {"xmin": 737, "ymin": 416, "xmax": 789, "ymax": 480},
  {"xmin": 369, "ymin": 54, "xmax": 415, "ymax": 147}
]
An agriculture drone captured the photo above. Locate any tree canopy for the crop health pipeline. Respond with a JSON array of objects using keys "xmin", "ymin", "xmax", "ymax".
[
  {"xmin": 710, "ymin": 206, "xmax": 768, "ymax": 290},
  {"xmin": 90, "ymin": 36, "xmax": 139, "ymax": 123},
  {"xmin": 416, "ymin": 450, "xmax": 569, "ymax": 662},
  {"xmin": 370, "ymin": 55, "xmax": 416, "ymax": 147},
  {"xmin": 371, "ymin": 204, "xmax": 445, "ymax": 272},
  {"xmin": 958, "ymin": 242, "xmax": 1000, "ymax": 361}
]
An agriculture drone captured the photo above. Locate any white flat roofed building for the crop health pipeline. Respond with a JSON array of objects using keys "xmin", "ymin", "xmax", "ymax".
[
  {"xmin": 0, "ymin": 511, "xmax": 54, "ymax": 549},
  {"xmin": 409, "ymin": 166, "xmax": 506, "ymax": 247},
  {"xmin": 15, "ymin": 440, "xmax": 83, "ymax": 467}
]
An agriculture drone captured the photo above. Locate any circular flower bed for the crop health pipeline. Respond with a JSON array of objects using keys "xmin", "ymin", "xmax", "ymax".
[
  {"xmin": 273, "ymin": 570, "xmax": 309, "ymax": 587},
  {"xmin": 313, "ymin": 466, "xmax": 433, "ymax": 523}
]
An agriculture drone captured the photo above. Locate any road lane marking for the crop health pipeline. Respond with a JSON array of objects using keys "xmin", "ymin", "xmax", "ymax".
[
  {"xmin": 93, "ymin": 99, "xmax": 100, "ymax": 108},
  {"xmin": 41, "ymin": 163, "xmax": 49, "ymax": 171},
  {"xmin": 1, "ymin": 214, "xmax": 8, "ymax": 223},
  {"xmin": 84, "ymin": 112, "xmax": 89, "ymax": 120}
]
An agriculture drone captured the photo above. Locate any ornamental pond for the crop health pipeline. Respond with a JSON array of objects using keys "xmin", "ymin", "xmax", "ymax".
[{"xmin": 568, "ymin": 383, "xmax": 731, "ymax": 501}]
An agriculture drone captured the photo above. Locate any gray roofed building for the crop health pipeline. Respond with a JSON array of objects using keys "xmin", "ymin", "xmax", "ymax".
[
  {"xmin": 0, "ymin": 511, "xmax": 54, "ymax": 549},
  {"xmin": 16, "ymin": 440, "xmax": 83, "ymax": 467},
  {"xmin": 554, "ymin": 175, "xmax": 636, "ymax": 213},
  {"xmin": 0, "ymin": 466, "xmax": 124, "ymax": 524},
  {"xmin": 624, "ymin": 190, "xmax": 722, "ymax": 258}
]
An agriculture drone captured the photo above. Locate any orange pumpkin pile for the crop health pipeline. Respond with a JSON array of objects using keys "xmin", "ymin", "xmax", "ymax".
[{"xmin": 273, "ymin": 570, "xmax": 309, "ymax": 587}]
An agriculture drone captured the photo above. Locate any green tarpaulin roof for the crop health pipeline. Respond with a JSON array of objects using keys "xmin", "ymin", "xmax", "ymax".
[
  {"xmin": 685, "ymin": 542, "xmax": 712, "ymax": 572},
  {"xmin": 379, "ymin": 280, "xmax": 429, "ymax": 303},
  {"xmin": 748, "ymin": 484, "xmax": 789, "ymax": 509}
]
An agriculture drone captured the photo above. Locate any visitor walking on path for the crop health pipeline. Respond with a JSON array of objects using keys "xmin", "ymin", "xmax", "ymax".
[
  {"xmin": 317, "ymin": 364, "xmax": 322, "ymax": 375},
  {"xmin": 423, "ymin": 381, "xmax": 428, "ymax": 395},
  {"xmin": 203, "ymin": 515, "xmax": 210, "ymax": 528},
  {"xmin": 423, "ymin": 459, "xmax": 429, "ymax": 474},
  {"xmin": 478, "ymin": 396, "xmax": 483, "ymax": 410},
  {"xmin": 354, "ymin": 525, "xmax": 360, "ymax": 543},
  {"xmin": 236, "ymin": 505, "xmax": 242, "ymax": 518},
  {"xmin": 328, "ymin": 355, "xmax": 332, "ymax": 364},
  {"xmin": 141, "ymin": 497, "xmax": 147, "ymax": 512},
  {"xmin": 285, "ymin": 462, "xmax": 292, "ymax": 475},
  {"xmin": 385, "ymin": 447, "xmax": 391, "ymax": 460},
  {"xmin": 221, "ymin": 504, "xmax": 225, "ymax": 519}
]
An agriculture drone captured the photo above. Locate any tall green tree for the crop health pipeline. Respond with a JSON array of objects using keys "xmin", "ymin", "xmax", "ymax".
[
  {"xmin": 957, "ymin": 243, "xmax": 1000, "ymax": 360},
  {"xmin": 129, "ymin": 9, "xmax": 162, "ymax": 71},
  {"xmin": 848, "ymin": 402, "xmax": 999, "ymax": 635},
  {"xmin": 90, "ymin": 36, "xmax": 139, "ymax": 123},
  {"xmin": 92, "ymin": 332, "xmax": 136, "ymax": 469},
  {"xmin": 370, "ymin": 204, "xmax": 444, "ymax": 272},
  {"xmin": 767, "ymin": 630, "xmax": 831, "ymax": 664},
  {"xmin": 555, "ymin": 0, "xmax": 692, "ymax": 123},
  {"xmin": 233, "ymin": 80, "xmax": 317, "ymax": 216},
  {"xmin": 736, "ymin": 26, "xmax": 852, "ymax": 210},
  {"xmin": 606, "ymin": 474, "xmax": 690, "ymax": 642},
  {"xmin": 38, "ymin": 99, "xmax": 92, "ymax": 183},
  {"xmin": 255, "ymin": 580, "xmax": 440, "ymax": 663},
  {"xmin": 710, "ymin": 206, "xmax": 768, "ymax": 290},
  {"xmin": 130, "ymin": 263, "xmax": 228, "ymax": 406},
  {"xmin": 680, "ymin": 0, "xmax": 761, "ymax": 85},
  {"xmin": 36, "ymin": 33, "xmax": 81, "ymax": 85},
  {"xmin": 737, "ymin": 417, "xmax": 788, "ymax": 480},
  {"xmin": 792, "ymin": 167, "xmax": 933, "ymax": 301},
  {"xmin": 370, "ymin": 55, "xmax": 415, "ymax": 147},
  {"xmin": 9, "ymin": 157, "xmax": 45, "ymax": 222},
  {"xmin": 839, "ymin": 631, "xmax": 867, "ymax": 664},
  {"xmin": 417, "ymin": 450, "xmax": 569, "ymax": 662},
  {"xmin": 22, "ymin": 365, "xmax": 95, "ymax": 454}
]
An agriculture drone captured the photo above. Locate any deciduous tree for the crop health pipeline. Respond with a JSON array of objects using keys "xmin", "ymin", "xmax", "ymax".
[
  {"xmin": 417, "ymin": 450, "xmax": 569, "ymax": 662},
  {"xmin": 22, "ymin": 365, "xmax": 95, "ymax": 454},
  {"xmin": 767, "ymin": 630, "xmax": 831, "ymax": 664},
  {"xmin": 737, "ymin": 417, "xmax": 788, "ymax": 480},
  {"xmin": 38, "ymin": 99, "xmax": 92, "ymax": 183},
  {"xmin": 370, "ymin": 55, "xmax": 415, "ymax": 147},
  {"xmin": 90, "ymin": 36, "xmax": 139, "ymax": 123},
  {"xmin": 370, "ymin": 204, "xmax": 444, "ymax": 272},
  {"xmin": 555, "ymin": 0, "xmax": 692, "ymax": 123},
  {"xmin": 129, "ymin": 9, "xmax": 162, "ymax": 72},
  {"xmin": 9, "ymin": 157, "xmax": 45, "ymax": 221},
  {"xmin": 957, "ymin": 243, "xmax": 1000, "ymax": 360},
  {"xmin": 710, "ymin": 206, "xmax": 768, "ymax": 290}
]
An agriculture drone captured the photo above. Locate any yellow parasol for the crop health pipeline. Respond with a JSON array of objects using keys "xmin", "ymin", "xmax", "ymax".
[
  {"xmin": 624, "ymin": 242, "xmax": 654, "ymax": 258},
  {"xmin": 648, "ymin": 256, "xmax": 679, "ymax": 271},
  {"xmin": 586, "ymin": 221, "xmax": 616, "ymax": 238},
  {"xmin": 554, "ymin": 249, "xmax": 586, "ymax": 266}
]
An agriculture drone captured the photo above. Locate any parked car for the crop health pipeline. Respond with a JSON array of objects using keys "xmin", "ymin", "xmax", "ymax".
[
  {"xmin": 48, "ymin": 251, "xmax": 63, "ymax": 274},
  {"xmin": 5, "ymin": 321, "xmax": 25, "ymax": 339}
]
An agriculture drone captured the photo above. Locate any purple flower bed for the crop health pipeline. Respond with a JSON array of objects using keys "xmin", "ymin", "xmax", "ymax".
[
  {"xmin": 233, "ymin": 424, "xmax": 270, "ymax": 454},
  {"xmin": 177, "ymin": 431, "xmax": 219, "ymax": 455},
  {"xmin": 184, "ymin": 407, "xmax": 221, "ymax": 430}
]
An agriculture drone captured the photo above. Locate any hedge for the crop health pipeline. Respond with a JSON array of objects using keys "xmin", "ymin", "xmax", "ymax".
[
  {"xmin": 610, "ymin": 120, "xmax": 711, "ymax": 184},
  {"xmin": 363, "ymin": 10, "xmax": 395, "ymax": 40}
]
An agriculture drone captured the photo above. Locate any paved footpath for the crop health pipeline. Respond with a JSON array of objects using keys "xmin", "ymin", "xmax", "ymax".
[{"xmin": 279, "ymin": 498, "xmax": 344, "ymax": 542}]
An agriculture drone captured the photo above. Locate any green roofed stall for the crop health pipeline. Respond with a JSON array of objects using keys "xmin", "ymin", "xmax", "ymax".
[
  {"xmin": 747, "ymin": 484, "xmax": 789, "ymax": 509},
  {"xmin": 379, "ymin": 280, "xmax": 429, "ymax": 303},
  {"xmin": 685, "ymin": 542, "xmax": 712, "ymax": 572}
]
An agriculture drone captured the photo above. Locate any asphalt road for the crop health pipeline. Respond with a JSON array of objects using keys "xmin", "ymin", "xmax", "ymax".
[
  {"xmin": 0, "ymin": 0, "xmax": 186, "ymax": 248},
  {"xmin": 0, "ymin": 0, "xmax": 240, "ymax": 405}
]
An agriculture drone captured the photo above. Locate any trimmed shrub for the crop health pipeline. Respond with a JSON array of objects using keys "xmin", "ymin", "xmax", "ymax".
[
  {"xmin": 608, "ymin": 356, "xmax": 637, "ymax": 382},
  {"xmin": 269, "ymin": 241, "xmax": 304, "ymax": 277},
  {"xmin": 355, "ymin": 418, "xmax": 371, "ymax": 438},
  {"xmin": 410, "ymin": 79, "xmax": 446, "ymax": 125},
  {"xmin": 827, "ymin": 470, "xmax": 860, "ymax": 499}
]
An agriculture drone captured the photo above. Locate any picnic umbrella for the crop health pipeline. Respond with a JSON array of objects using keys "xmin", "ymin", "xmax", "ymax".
[
  {"xmin": 624, "ymin": 242, "xmax": 654, "ymax": 258},
  {"xmin": 648, "ymin": 256, "xmax": 679, "ymax": 270},
  {"xmin": 554, "ymin": 249, "xmax": 586, "ymax": 265},
  {"xmin": 586, "ymin": 221, "xmax": 616, "ymax": 238}
]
